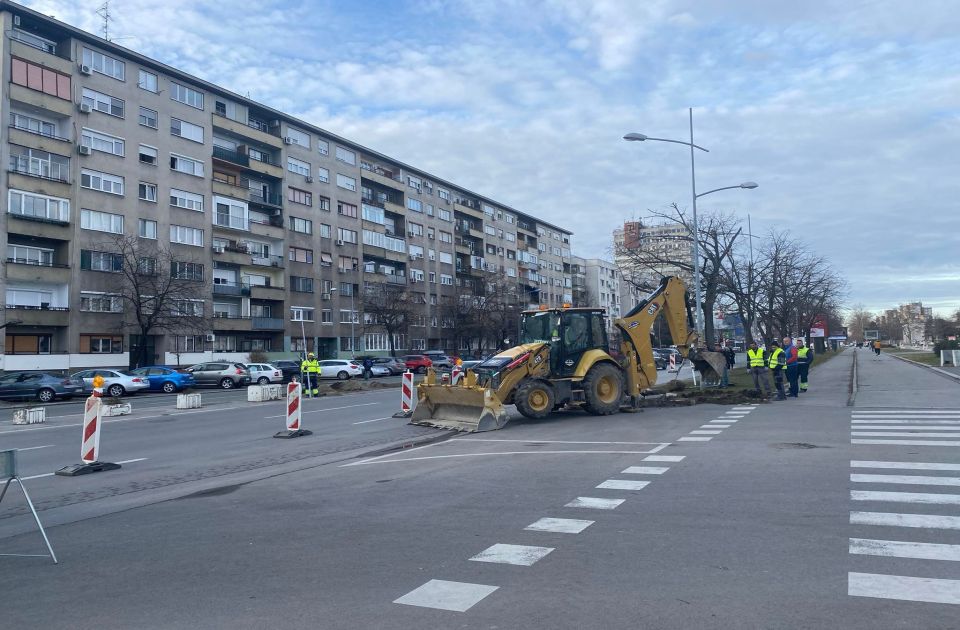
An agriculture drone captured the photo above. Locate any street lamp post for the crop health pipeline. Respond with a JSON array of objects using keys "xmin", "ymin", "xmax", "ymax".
[{"xmin": 624, "ymin": 108, "xmax": 758, "ymax": 343}]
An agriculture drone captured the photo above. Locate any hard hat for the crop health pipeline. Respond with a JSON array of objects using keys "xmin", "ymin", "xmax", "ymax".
[{"xmin": 307, "ymin": 352, "xmax": 315, "ymax": 358}]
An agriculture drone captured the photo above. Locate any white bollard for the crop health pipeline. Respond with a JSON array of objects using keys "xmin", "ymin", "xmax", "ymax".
[
  {"xmin": 12, "ymin": 407, "xmax": 46, "ymax": 425},
  {"xmin": 176, "ymin": 393, "xmax": 202, "ymax": 409}
]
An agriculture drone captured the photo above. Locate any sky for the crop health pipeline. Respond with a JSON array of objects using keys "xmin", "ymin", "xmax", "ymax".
[{"xmin": 23, "ymin": 0, "xmax": 960, "ymax": 315}]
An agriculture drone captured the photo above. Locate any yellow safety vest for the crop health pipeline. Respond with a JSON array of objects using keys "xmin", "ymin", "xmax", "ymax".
[
  {"xmin": 301, "ymin": 359, "xmax": 320, "ymax": 374},
  {"xmin": 747, "ymin": 348, "xmax": 765, "ymax": 367},
  {"xmin": 768, "ymin": 348, "xmax": 784, "ymax": 369},
  {"xmin": 797, "ymin": 348, "xmax": 810, "ymax": 361}
]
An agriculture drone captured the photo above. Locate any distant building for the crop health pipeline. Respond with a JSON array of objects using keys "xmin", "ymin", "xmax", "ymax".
[
  {"xmin": 613, "ymin": 220, "xmax": 693, "ymax": 292},
  {"xmin": 581, "ymin": 259, "xmax": 623, "ymax": 341}
]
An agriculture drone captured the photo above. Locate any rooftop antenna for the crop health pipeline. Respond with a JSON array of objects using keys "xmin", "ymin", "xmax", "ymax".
[{"xmin": 96, "ymin": 1, "xmax": 112, "ymax": 41}]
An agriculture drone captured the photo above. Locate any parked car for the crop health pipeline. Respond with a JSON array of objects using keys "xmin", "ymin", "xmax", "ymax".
[
  {"xmin": 70, "ymin": 369, "xmax": 149, "ymax": 397},
  {"xmin": 0, "ymin": 371, "xmax": 84, "ymax": 402},
  {"xmin": 373, "ymin": 357, "xmax": 407, "ymax": 375},
  {"xmin": 271, "ymin": 360, "xmax": 302, "ymax": 383},
  {"xmin": 317, "ymin": 360, "xmax": 362, "ymax": 380},
  {"xmin": 403, "ymin": 355, "xmax": 434, "ymax": 374},
  {"xmin": 422, "ymin": 351, "xmax": 454, "ymax": 369},
  {"xmin": 369, "ymin": 365, "xmax": 392, "ymax": 377},
  {"xmin": 244, "ymin": 363, "xmax": 283, "ymax": 385},
  {"xmin": 651, "ymin": 351, "xmax": 667, "ymax": 371},
  {"xmin": 183, "ymin": 362, "xmax": 251, "ymax": 389},
  {"xmin": 129, "ymin": 366, "xmax": 196, "ymax": 393}
]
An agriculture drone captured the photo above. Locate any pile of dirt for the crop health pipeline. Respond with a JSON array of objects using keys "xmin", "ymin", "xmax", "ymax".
[
  {"xmin": 324, "ymin": 380, "xmax": 399, "ymax": 394},
  {"xmin": 677, "ymin": 387, "xmax": 768, "ymax": 405}
]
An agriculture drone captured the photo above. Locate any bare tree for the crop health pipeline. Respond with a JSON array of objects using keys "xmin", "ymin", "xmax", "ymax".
[
  {"xmin": 846, "ymin": 304, "xmax": 875, "ymax": 342},
  {"xmin": 361, "ymin": 282, "xmax": 415, "ymax": 357},
  {"xmin": 104, "ymin": 234, "xmax": 210, "ymax": 368}
]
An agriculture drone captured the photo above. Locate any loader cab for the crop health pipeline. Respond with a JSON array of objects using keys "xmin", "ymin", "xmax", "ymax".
[{"xmin": 519, "ymin": 307, "xmax": 608, "ymax": 377}]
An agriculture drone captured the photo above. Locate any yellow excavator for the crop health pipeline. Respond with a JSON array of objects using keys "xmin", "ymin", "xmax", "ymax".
[{"xmin": 410, "ymin": 276, "xmax": 727, "ymax": 432}]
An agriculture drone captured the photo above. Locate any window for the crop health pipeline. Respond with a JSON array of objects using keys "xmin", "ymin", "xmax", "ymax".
[
  {"xmin": 288, "ymin": 187, "xmax": 312, "ymax": 206},
  {"xmin": 340, "ymin": 310, "xmax": 358, "ymax": 324},
  {"xmin": 10, "ymin": 57, "xmax": 71, "ymax": 100},
  {"xmin": 7, "ymin": 245, "xmax": 53, "ymax": 267},
  {"xmin": 139, "ymin": 106, "xmax": 158, "ymax": 129},
  {"xmin": 335, "ymin": 146, "xmax": 356, "ymax": 165},
  {"xmin": 439, "ymin": 252, "xmax": 453, "ymax": 264},
  {"xmin": 438, "ymin": 188, "xmax": 450, "ymax": 201},
  {"xmin": 8, "ymin": 145, "xmax": 68, "ymax": 180},
  {"xmin": 170, "ymin": 189, "xmax": 204, "ymax": 212},
  {"xmin": 336, "ymin": 173, "xmax": 356, "ymax": 191},
  {"xmin": 138, "ymin": 144, "xmax": 158, "ymax": 166},
  {"xmin": 428, "ymin": 249, "xmax": 436, "ymax": 261},
  {"xmin": 338, "ymin": 202, "xmax": 358, "ymax": 218},
  {"xmin": 317, "ymin": 167, "xmax": 329, "ymax": 183},
  {"xmin": 81, "ymin": 169, "xmax": 124, "ymax": 195},
  {"xmin": 80, "ymin": 250, "xmax": 122, "ymax": 272},
  {"xmin": 317, "ymin": 139, "xmax": 329, "ymax": 156},
  {"xmin": 82, "ymin": 48, "xmax": 125, "ymax": 80},
  {"xmin": 321, "ymin": 309, "xmax": 332, "ymax": 324},
  {"xmin": 170, "ymin": 153, "xmax": 204, "ymax": 177},
  {"xmin": 81, "ymin": 128, "xmax": 124, "ymax": 156},
  {"xmin": 338, "ymin": 255, "xmax": 357, "ymax": 271},
  {"xmin": 81, "ymin": 88, "xmax": 124, "ymax": 118},
  {"xmin": 10, "ymin": 111, "xmax": 58, "ymax": 138},
  {"xmin": 170, "ymin": 118, "xmax": 204, "ymax": 143},
  {"xmin": 80, "ymin": 335, "xmax": 124, "ymax": 354},
  {"xmin": 5, "ymin": 333, "xmax": 52, "ymax": 354},
  {"xmin": 138, "ymin": 69, "xmax": 158, "ymax": 92},
  {"xmin": 362, "ymin": 204, "xmax": 385, "ymax": 224},
  {"xmin": 484, "ymin": 225, "xmax": 496, "ymax": 236},
  {"xmin": 285, "ymin": 127, "xmax": 310, "ymax": 148},
  {"xmin": 291, "ymin": 307, "xmax": 314, "ymax": 322},
  {"xmin": 171, "ymin": 299, "xmax": 204, "ymax": 317},
  {"xmin": 287, "ymin": 157, "xmax": 310, "ymax": 176},
  {"xmin": 81, "ymin": 209, "xmax": 124, "ymax": 234},
  {"xmin": 170, "ymin": 82, "xmax": 204, "ymax": 109},
  {"xmin": 170, "ymin": 225, "xmax": 204, "ymax": 246},
  {"xmin": 439, "ymin": 231, "xmax": 453, "ymax": 244},
  {"xmin": 438, "ymin": 208, "xmax": 451, "ymax": 221},
  {"xmin": 407, "ymin": 198, "xmax": 422, "ymax": 212},
  {"xmin": 214, "ymin": 197, "xmax": 249, "ymax": 230},
  {"xmin": 291, "ymin": 276, "xmax": 314, "ymax": 293},
  {"xmin": 171, "ymin": 262, "xmax": 205, "ymax": 281},
  {"xmin": 408, "ymin": 222, "xmax": 423, "ymax": 237},
  {"xmin": 80, "ymin": 292, "xmax": 123, "ymax": 313},
  {"xmin": 139, "ymin": 182, "xmax": 158, "ymax": 202},
  {"xmin": 428, "ymin": 271, "xmax": 436, "ymax": 284},
  {"xmin": 319, "ymin": 223, "xmax": 332, "ymax": 239},
  {"xmin": 289, "ymin": 247, "xmax": 313, "ymax": 264},
  {"xmin": 408, "ymin": 175, "xmax": 421, "ymax": 190},
  {"xmin": 138, "ymin": 219, "xmax": 157, "ymax": 239},
  {"xmin": 338, "ymin": 228, "xmax": 358, "ymax": 244},
  {"xmin": 440, "ymin": 274, "xmax": 454, "ymax": 286},
  {"xmin": 317, "ymin": 196, "xmax": 331, "ymax": 212},
  {"xmin": 289, "ymin": 216, "xmax": 312, "ymax": 234},
  {"xmin": 427, "ymin": 227, "xmax": 435, "ymax": 240},
  {"xmin": 426, "ymin": 204, "xmax": 434, "ymax": 217}
]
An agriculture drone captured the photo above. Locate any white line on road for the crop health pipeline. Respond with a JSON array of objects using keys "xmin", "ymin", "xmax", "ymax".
[
  {"xmin": 525, "ymin": 517, "xmax": 594, "ymax": 534},
  {"xmin": 565, "ymin": 497, "xmax": 624, "ymax": 510},
  {"xmin": 851, "ymin": 474, "xmax": 960, "ymax": 487},
  {"xmin": 20, "ymin": 457, "xmax": 148, "ymax": 481},
  {"xmin": 352, "ymin": 417, "xmax": 393, "ymax": 425},
  {"xmin": 852, "ymin": 410, "xmax": 960, "ymax": 414},
  {"xmin": 394, "ymin": 579, "xmax": 499, "ymax": 612},
  {"xmin": 850, "ymin": 538, "xmax": 960, "ymax": 562},
  {"xmin": 852, "ymin": 415, "xmax": 960, "ymax": 419},
  {"xmin": 849, "ymin": 572, "xmax": 960, "ymax": 605},
  {"xmin": 265, "ymin": 402, "xmax": 380, "ymax": 418},
  {"xmin": 852, "ymin": 490, "xmax": 960, "ymax": 505},
  {"xmin": 852, "ymin": 461, "xmax": 960, "ymax": 471},
  {"xmin": 852, "ymin": 425, "xmax": 960, "ymax": 431},
  {"xmin": 597, "ymin": 479, "xmax": 650, "ymax": 491},
  {"xmin": 852, "ymin": 431, "xmax": 960, "ymax": 438},
  {"xmin": 644, "ymin": 455, "xmax": 685, "ymax": 462},
  {"xmin": 622, "ymin": 466, "xmax": 669, "ymax": 475},
  {"xmin": 852, "ymin": 419, "xmax": 960, "ymax": 424},
  {"xmin": 703, "ymin": 424, "xmax": 730, "ymax": 429},
  {"xmin": 852, "ymin": 439, "xmax": 960, "ymax": 446},
  {"xmin": 690, "ymin": 430, "xmax": 723, "ymax": 435},
  {"xmin": 731, "ymin": 407, "xmax": 756, "ymax": 411},
  {"xmin": 345, "ymin": 450, "xmax": 666, "ymax": 466},
  {"xmin": 678, "ymin": 436, "xmax": 712, "ymax": 442},
  {"xmin": 458, "ymin": 438, "xmax": 669, "ymax": 445},
  {"xmin": 711, "ymin": 419, "xmax": 738, "ymax": 423},
  {"xmin": 850, "ymin": 511, "xmax": 960, "ymax": 530},
  {"xmin": 469, "ymin": 543, "xmax": 554, "ymax": 566},
  {"xmin": 15, "ymin": 445, "xmax": 54, "ymax": 452}
]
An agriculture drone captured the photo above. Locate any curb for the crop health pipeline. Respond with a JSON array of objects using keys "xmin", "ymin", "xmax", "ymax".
[
  {"xmin": 847, "ymin": 350, "xmax": 858, "ymax": 406},
  {"xmin": 889, "ymin": 353, "xmax": 960, "ymax": 383}
]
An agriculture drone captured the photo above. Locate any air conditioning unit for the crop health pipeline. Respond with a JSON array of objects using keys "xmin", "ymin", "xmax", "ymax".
[
  {"xmin": 79, "ymin": 64, "xmax": 92, "ymax": 75},
  {"xmin": 321, "ymin": 293, "xmax": 331, "ymax": 300},
  {"xmin": 283, "ymin": 137, "xmax": 294, "ymax": 145},
  {"xmin": 335, "ymin": 239, "xmax": 344, "ymax": 246},
  {"xmin": 305, "ymin": 176, "xmax": 313, "ymax": 183},
  {"xmin": 205, "ymin": 333, "xmax": 216, "ymax": 342},
  {"xmin": 78, "ymin": 145, "xmax": 92, "ymax": 156},
  {"xmin": 78, "ymin": 102, "xmax": 92, "ymax": 114}
]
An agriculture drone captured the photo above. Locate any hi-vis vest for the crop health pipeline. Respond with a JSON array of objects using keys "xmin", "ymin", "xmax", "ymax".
[
  {"xmin": 768, "ymin": 348, "xmax": 785, "ymax": 369},
  {"xmin": 748, "ymin": 348, "xmax": 765, "ymax": 367},
  {"xmin": 301, "ymin": 359, "xmax": 320, "ymax": 374},
  {"xmin": 797, "ymin": 348, "xmax": 810, "ymax": 362}
]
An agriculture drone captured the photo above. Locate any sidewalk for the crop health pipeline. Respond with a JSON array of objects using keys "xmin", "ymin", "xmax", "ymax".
[{"xmin": 855, "ymin": 347, "xmax": 959, "ymax": 408}]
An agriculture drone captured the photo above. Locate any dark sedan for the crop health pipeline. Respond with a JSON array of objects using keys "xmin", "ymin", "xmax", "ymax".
[
  {"xmin": 271, "ymin": 360, "xmax": 303, "ymax": 383},
  {"xmin": 0, "ymin": 371, "xmax": 84, "ymax": 402},
  {"xmin": 129, "ymin": 366, "xmax": 197, "ymax": 393}
]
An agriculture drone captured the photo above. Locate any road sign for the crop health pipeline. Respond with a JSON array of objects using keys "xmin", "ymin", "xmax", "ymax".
[{"xmin": 864, "ymin": 329, "xmax": 880, "ymax": 341}]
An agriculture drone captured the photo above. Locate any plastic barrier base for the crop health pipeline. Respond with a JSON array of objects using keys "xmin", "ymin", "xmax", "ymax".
[
  {"xmin": 54, "ymin": 461, "xmax": 122, "ymax": 477},
  {"xmin": 392, "ymin": 410, "xmax": 413, "ymax": 419},
  {"xmin": 273, "ymin": 429, "xmax": 313, "ymax": 439}
]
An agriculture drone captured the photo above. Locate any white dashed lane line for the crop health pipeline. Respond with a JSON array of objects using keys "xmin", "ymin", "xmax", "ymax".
[
  {"xmin": 644, "ymin": 455, "xmax": 684, "ymax": 462},
  {"xmin": 678, "ymin": 436, "xmax": 712, "ymax": 442},
  {"xmin": 596, "ymin": 479, "xmax": 650, "ymax": 491},
  {"xmin": 690, "ymin": 430, "xmax": 722, "ymax": 435},
  {"xmin": 621, "ymin": 466, "xmax": 669, "ymax": 475},
  {"xmin": 852, "ymin": 461, "xmax": 960, "ymax": 471},
  {"xmin": 469, "ymin": 544, "xmax": 554, "ymax": 566},
  {"xmin": 524, "ymin": 517, "xmax": 594, "ymax": 534},
  {"xmin": 564, "ymin": 497, "xmax": 624, "ymax": 510},
  {"xmin": 394, "ymin": 580, "xmax": 499, "ymax": 612},
  {"xmin": 851, "ymin": 511, "xmax": 960, "ymax": 530}
]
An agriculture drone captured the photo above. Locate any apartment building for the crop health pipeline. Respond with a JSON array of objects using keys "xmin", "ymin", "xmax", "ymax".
[
  {"xmin": 580, "ymin": 259, "xmax": 623, "ymax": 340},
  {"xmin": 0, "ymin": 2, "xmax": 573, "ymax": 370},
  {"xmin": 613, "ymin": 220, "xmax": 692, "ymax": 291}
]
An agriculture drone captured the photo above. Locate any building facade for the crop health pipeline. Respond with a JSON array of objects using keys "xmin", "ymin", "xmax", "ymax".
[
  {"xmin": 613, "ymin": 220, "xmax": 692, "ymax": 292},
  {"xmin": 580, "ymin": 258, "xmax": 622, "ymax": 341},
  {"xmin": 0, "ymin": 3, "xmax": 573, "ymax": 370}
]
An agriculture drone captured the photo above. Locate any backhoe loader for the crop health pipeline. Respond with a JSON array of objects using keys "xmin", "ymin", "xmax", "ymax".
[{"xmin": 410, "ymin": 276, "xmax": 727, "ymax": 432}]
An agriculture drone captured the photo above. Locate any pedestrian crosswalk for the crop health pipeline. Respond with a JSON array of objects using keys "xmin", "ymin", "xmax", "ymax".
[{"xmin": 848, "ymin": 408, "xmax": 960, "ymax": 606}]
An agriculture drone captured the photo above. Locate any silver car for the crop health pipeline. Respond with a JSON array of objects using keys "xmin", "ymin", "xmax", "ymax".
[
  {"xmin": 71, "ymin": 369, "xmax": 150, "ymax": 397},
  {"xmin": 184, "ymin": 362, "xmax": 251, "ymax": 389},
  {"xmin": 245, "ymin": 363, "xmax": 284, "ymax": 385}
]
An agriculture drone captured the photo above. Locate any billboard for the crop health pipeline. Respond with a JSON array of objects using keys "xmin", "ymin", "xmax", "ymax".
[
  {"xmin": 811, "ymin": 314, "xmax": 828, "ymax": 338},
  {"xmin": 864, "ymin": 329, "xmax": 880, "ymax": 341},
  {"xmin": 809, "ymin": 328, "xmax": 826, "ymax": 338}
]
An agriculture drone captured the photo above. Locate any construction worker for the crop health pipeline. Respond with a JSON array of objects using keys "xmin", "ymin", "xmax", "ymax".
[
  {"xmin": 747, "ymin": 341, "xmax": 771, "ymax": 397},
  {"xmin": 768, "ymin": 340, "xmax": 786, "ymax": 400},
  {"xmin": 783, "ymin": 336, "xmax": 799, "ymax": 398},
  {"xmin": 797, "ymin": 339, "xmax": 814, "ymax": 392},
  {"xmin": 872, "ymin": 339, "xmax": 881, "ymax": 357},
  {"xmin": 300, "ymin": 352, "xmax": 321, "ymax": 397}
]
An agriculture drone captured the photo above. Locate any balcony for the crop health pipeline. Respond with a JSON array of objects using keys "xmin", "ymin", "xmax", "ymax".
[
  {"xmin": 213, "ymin": 145, "xmax": 249, "ymax": 167},
  {"xmin": 360, "ymin": 164, "xmax": 405, "ymax": 192},
  {"xmin": 248, "ymin": 189, "xmax": 283, "ymax": 209},
  {"xmin": 252, "ymin": 317, "xmax": 284, "ymax": 331},
  {"xmin": 212, "ymin": 315, "xmax": 252, "ymax": 331},
  {"xmin": 4, "ymin": 305, "xmax": 70, "ymax": 327},
  {"xmin": 212, "ymin": 281, "xmax": 251, "ymax": 297},
  {"xmin": 248, "ymin": 216, "xmax": 284, "ymax": 239},
  {"xmin": 211, "ymin": 112, "xmax": 283, "ymax": 149},
  {"xmin": 8, "ymin": 126, "xmax": 71, "ymax": 154},
  {"xmin": 9, "ymin": 156, "xmax": 69, "ymax": 185},
  {"xmin": 5, "ymin": 260, "xmax": 70, "ymax": 284},
  {"xmin": 454, "ymin": 201, "xmax": 484, "ymax": 220},
  {"xmin": 212, "ymin": 179, "xmax": 283, "ymax": 211},
  {"xmin": 250, "ymin": 284, "xmax": 285, "ymax": 300},
  {"xmin": 250, "ymin": 254, "xmax": 284, "ymax": 268},
  {"xmin": 9, "ymin": 38, "xmax": 73, "ymax": 75},
  {"xmin": 213, "ymin": 214, "xmax": 250, "ymax": 232},
  {"xmin": 9, "ymin": 83, "xmax": 73, "ymax": 118}
]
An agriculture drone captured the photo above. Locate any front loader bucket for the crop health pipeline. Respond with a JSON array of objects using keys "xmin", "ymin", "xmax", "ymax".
[
  {"xmin": 410, "ymin": 384, "xmax": 509, "ymax": 432},
  {"xmin": 689, "ymin": 350, "xmax": 728, "ymax": 385}
]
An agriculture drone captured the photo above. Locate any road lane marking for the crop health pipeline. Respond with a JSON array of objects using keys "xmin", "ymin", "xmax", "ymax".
[
  {"xmin": 0, "ymin": 404, "xmax": 271, "ymax": 435},
  {"xmin": 352, "ymin": 417, "xmax": 393, "ymax": 425},
  {"xmin": 852, "ymin": 490, "xmax": 960, "ymax": 505},
  {"xmin": 853, "ymin": 410, "xmax": 960, "ymax": 414},
  {"xmin": 851, "ymin": 474, "xmax": 960, "ymax": 487},
  {"xmin": 690, "ymin": 430, "xmax": 722, "ymax": 435},
  {"xmin": 265, "ymin": 402, "xmax": 380, "ymax": 418},
  {"xmin": 644, "ymin": 455, "xmax": 685, "ymax": 462},
  {"xmin": 525, "ymin": 518, "xmax": 594, "ymax": 534},
  {"xmin": 852, "ymin": 415, "xmax": 960, "ymax": 419},
  {"xmin": 850, "ymin": 538, "xmax": 960, "ymax": 562},
  {"xmin": 564, "ymin": 497, "xmax": 624, "ymax": 510},
  {"xmin": 852, "ymin": 425, "xmax": 960, "ymax": 431},
  {"xmin": 678, "ymin": 436, "xmax": 712, "ymax": 442},
  {"xmin": 394, "ymin": 579, "xmax": 499, "ymax": 612},
  {"xmin": 597, "ymin": 479, "xmax": 650, "ymax": 490},
  {"xmin": 731, "ymin": 407, "xmax": 756, "ymax": 411},
  {"xmin": 469, "ymin": 544, "xmax": 554, "ymax": 566},
  {"xmin": 852, "ymin": 461, "xmax": 960, "ymax": 471},
  {"xmin": 460, "ymin": 439, "xmax": 669, "ymax": 445},
  {"xmin": 345, "ymin": 450, "xmax": 666, "ymax": 466},
  {"xmin": 852, "ymin": 439, "xmax": 960, "ymax": 446},
  {"xmin": 852, "ymin": 419, "xmax": 960, "ymax": 424},
  {"xmin": 703, "ymin": 424, "xmax": 730, "ymax": 428},
  {"xmin": 20, "ymin": 457, "xmax": 148, "ymax": 481},
  {"xmin": 852, "ymin": 431, "xmax": 960, "ymax": 438},
  {"xmin": 848, "ymin": 572, "xmax": 960, "ymax": 605},
  {"xmin": 15, "ymin": 445, "xmax": 54, "ymax": 452},
  {"xmin": 850, "ymin": 511, "xmax": 960, "ymax": 530},
  {"xmin": 622, "ymin": 466, "xmax": 669, "ymax": 475},
  {"xmin": 711, "ymin": 418, "xmax": 738, "ymax": 423}
]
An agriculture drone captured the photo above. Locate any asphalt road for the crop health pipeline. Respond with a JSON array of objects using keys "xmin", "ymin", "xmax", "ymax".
[{"xmin": 1, "ymin": 348, "xmax": 957, "ymax": 629}]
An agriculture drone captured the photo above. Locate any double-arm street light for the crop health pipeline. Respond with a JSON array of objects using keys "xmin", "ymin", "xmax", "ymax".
[{"xmin": 624, "ymin": 108, "xmax": 758, "ymax": 340}]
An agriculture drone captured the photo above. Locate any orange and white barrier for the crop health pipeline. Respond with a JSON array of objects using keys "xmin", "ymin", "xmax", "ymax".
[
  {"xmin": 392, "ymin": 371, "xmax": 415, "ymax": 418},
  {"xmin": 55, "ymin": 395, "xmax": 121, "ymax": 476},
  {"xmin": 451, "ymin": 365, "xmax": 463, "ymax": 385},
  {"xmin": 274, "ymin": 382, "xmax": 311, "ymax": 438},
  {"xmin": 668, "ymin": 354, "xmax": 677, "ymax": 372}
]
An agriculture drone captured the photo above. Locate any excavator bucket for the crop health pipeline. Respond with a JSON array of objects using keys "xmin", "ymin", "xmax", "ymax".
[
  {"xmin": 689, "ymin": 350, "xmax": 729, "ymax": 385},
  {"xmin": 410, "ymin": 371, "xmax": 510, "ymax": 432}
]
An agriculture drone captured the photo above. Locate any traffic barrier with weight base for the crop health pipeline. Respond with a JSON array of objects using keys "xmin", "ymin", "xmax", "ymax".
[
  {"xmin": 392, "ymin": 371, "xmax": 415, "ymax": 418},
  {"xmin": 274, "ymin": 382, "xmax": 312, "ymax": 439},
  {"xmin": 55, "ymin": 396, "xmax": 121, "ymax": 477}
]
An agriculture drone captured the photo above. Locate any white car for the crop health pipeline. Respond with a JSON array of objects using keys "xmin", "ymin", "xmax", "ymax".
[
  {"xmin": 70, "ymin": 369, "xmax": 150, "ymax": 397},
  {"xmin": 245, "ymin": 363, "xmax": 284, "ymax": 385},
  {"xmin": 318, "ymin": 360, "xmax": 363, "ymax": 380}
]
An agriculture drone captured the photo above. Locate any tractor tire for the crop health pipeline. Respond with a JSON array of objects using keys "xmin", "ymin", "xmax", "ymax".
[
  {"xmin": 582, "ymin": 363, "xmax": 623, "ymax": 416},
  {"xmin": 515, "ymin": 380, "xmax": 555, "ymax": 420}
]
